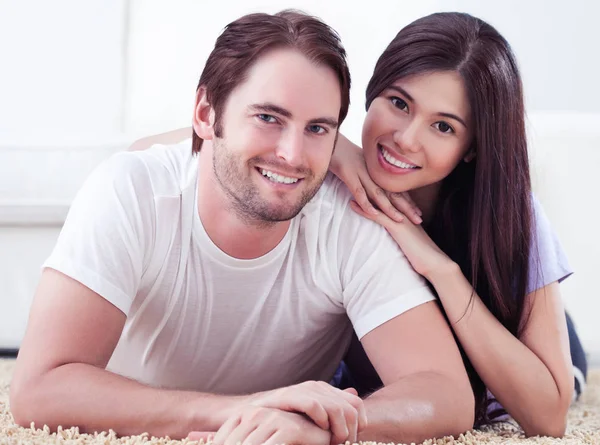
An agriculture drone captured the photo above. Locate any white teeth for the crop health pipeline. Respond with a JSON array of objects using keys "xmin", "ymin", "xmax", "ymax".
[
  {"xmin": 261, "ymin": 169, "xmax": 299, "ymax": 184},
  {"xmin": 381, "ymin": 147, "xmax": 418, "ymax": 169}
]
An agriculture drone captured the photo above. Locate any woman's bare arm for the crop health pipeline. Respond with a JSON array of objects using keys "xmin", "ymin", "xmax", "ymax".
[
  {"xmin": 129, "ymin": 127, "xmax": 193, "ymax": 151},
  {"xmin": 428, "ymin": 266, "xmax": 574, "ymax": 437}
]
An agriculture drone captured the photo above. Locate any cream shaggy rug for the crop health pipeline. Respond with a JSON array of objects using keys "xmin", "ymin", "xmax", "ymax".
[{"xmin": 1, "ymin": 359, "xmax": 598, "ymax": 444}]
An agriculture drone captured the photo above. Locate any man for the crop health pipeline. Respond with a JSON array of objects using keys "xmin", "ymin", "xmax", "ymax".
[{"xmin": 10, "ymin": 10, "xmax": 474, "ymax": 445}]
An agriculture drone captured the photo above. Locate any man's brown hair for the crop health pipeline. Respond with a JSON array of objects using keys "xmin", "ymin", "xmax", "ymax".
[{"xmin": 192, "ymin": 9, "xmax": 351, "ymax": 154}]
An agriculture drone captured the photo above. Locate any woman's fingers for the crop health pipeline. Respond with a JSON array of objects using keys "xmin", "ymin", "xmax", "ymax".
[
  {"xmin": 370, "ymin": 186, "xmax": 407, "ymax": 222},
  {"xmin": 350, "ymin": 200, "xmax": 397, "ymax": 229},
  {"xmin": 401, "ymin": 191, "xmax": 423, "ymax": 219},
  {"xmin": 350, "ymin": 181, "xmax": 380, "ymax": 216},
  {"xmin": 352, "ymin": 173, "xmax": 405, "ymax": 223},
  {"xmin": 389, "ymin": 191, "xmax": 423, "ymax": 224}
]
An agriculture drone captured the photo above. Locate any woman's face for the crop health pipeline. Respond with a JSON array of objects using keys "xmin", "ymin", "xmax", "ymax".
[{"xmin": 362, "ymin": 71, "xmax": 474, "ymax": 195}]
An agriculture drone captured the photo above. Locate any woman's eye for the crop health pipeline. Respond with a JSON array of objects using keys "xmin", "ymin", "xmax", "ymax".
[
  {"xmin": 390, "ymin": 96, "xmax": 408, "ymax": 112},
  {"xmin": 258, "ymin": 114, "xmax": 277, "ymax": 123},
  {"xmin": 433, "ymin": 121, "xmax": 454, "ymax": 134},
  {"xmin": 307, "ymin": 125, "xmax": 326, "ymax": 134}
]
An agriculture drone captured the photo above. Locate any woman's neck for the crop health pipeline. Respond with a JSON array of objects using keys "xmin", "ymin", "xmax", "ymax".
[{"xmin": 409, "ymin": 182, "xmax": 442, "ymax": 226}]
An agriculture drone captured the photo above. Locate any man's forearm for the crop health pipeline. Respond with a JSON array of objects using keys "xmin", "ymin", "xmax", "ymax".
[
  {"xmin": 11, "ymin": 363, "xmax": 246, "ymax": 439},
  {"xmin": 358, "ymin": 371, "xmax": 474, "ymax": 444}
]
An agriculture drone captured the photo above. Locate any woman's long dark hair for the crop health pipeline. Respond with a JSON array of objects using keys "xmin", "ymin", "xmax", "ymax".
[{"xmin": 366, "ymin": 12, "xmax": 533, "ymax": 425}]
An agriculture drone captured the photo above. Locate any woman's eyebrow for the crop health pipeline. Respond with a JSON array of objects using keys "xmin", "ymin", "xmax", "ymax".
[
  {"xmin": 388, "ymin": 85, "xmax": 468, "ymax": 128},
  {"xmin": 387, "ymin": 85, "xmax": 414, "ymax": 102},
  {"xmin": 437, "ymin": 112, "xmax": 467, "ymax": 128}
]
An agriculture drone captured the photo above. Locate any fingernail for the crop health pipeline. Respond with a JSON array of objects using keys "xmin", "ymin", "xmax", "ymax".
[{"xmin": 415, "ymin": 216, "xmax": 423, "ymax": 224}]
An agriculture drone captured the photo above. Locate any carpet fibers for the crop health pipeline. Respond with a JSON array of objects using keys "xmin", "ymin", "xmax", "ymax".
[{"xmin": 1, "ymin": 359, "xmax": 598, "ymax": 444}]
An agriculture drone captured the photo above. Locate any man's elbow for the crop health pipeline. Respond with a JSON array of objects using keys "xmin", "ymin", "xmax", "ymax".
[
  {"xmin": 454, "ymin": 410, "xmax": 475, "ymax": 437},
  {"xmin": 447, "ymin": 385, "xmax": 475, "ymax": 436},
  {"xmin": 406, "ymin": 383, "xmax": 474, "ymax": 443},
  {"xmin": 424, "ymin": 373, "xmax": 475, "ymax": 439}
]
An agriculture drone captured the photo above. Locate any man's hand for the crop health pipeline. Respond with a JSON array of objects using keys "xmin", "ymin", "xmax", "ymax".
[
  {"xmin": 249, "ymin": 381, "xmax": 366, "ymax": 445},
  {"xmin": 188, "ymin": 406, "xmax": 331, "ymax": 445},
  {"xmin": 188, "ymin": 381, "xmax": 366, "ymax": 445}
]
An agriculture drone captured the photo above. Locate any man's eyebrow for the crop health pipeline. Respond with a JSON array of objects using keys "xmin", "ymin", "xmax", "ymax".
[
  {"xmin": 249, "ymin": 103, "xmax": 292, "ymax": 118},
  {"xmin": 249, "ymin": 103, "xmax": 338, "ymax": 128},
  {"xmin": 387, "ymin": 86, "xmax": 467, "ymax": 128},
  {"xmin": 308, "ymin": 117, "xmax": 339, "ymax": 128}
]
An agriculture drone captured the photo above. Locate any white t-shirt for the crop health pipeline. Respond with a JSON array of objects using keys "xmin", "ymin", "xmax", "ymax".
[{"xmin": 44, "ymin": 139, "xmax": 435, "ymax": 394}]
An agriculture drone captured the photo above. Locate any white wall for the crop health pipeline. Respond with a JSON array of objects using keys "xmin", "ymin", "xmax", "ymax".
[
  {"xmin": 1, "ymin": 0, "xmax": 598, "ymax": 360},
  {"xmin": 0, "ymin": 0, "xmax": 130, "ymax": 213},
  {"xmin": 0, "ymin": 0, "xmax": 127, "ymax": 143}
]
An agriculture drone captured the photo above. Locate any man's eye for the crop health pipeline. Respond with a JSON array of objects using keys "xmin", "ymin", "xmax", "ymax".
[
  {"xmin": 391, "ymin": 96, "xmax": 408, "ymax": 112},
  {"xmin": 433, "ymin": 121, "xmax": 454, "ymax": 134},
  {"xmin": 258, "ymin": 114, "xmax": 277, "ymax": 123},
  {"xmin": 307, "ymin": 125, "xmax": 326, "ymax": 134}
]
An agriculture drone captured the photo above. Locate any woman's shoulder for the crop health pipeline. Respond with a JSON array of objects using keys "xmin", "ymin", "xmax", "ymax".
[{"xmin": 527, "ymin": 192, "xmax": 573, "ymax": 294}]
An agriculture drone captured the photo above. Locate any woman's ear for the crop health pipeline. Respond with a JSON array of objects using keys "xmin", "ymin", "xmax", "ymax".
[
  {"xmin": 192, "ymin": 86, "xmax": 216, "ymax": 140},
  {"xmin": 463, "ymin": 150, "xmax": 476, "ymax": 163}
]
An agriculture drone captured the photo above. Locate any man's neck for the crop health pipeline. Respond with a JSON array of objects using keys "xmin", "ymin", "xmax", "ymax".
[{"xmin": 196, "ymin": 143, "xmax": 291, "ymax": 260}]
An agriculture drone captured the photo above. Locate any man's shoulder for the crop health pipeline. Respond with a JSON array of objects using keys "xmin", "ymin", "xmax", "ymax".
[
  {"xmin": 298, "ymin": 173, "xmax": 387, "ymax": 241},
  {"xmin": 302, "ymin": 173, "xmax": 353, "ymax": 214}
]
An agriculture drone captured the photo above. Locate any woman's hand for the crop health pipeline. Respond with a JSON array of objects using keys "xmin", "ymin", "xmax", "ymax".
[
  {"xmin": 331, "ymin": 135, "xmax": 423, "ymax": 224},
  {"xmin": 349, "ymin": 201, "xmax": 454, "ymax": 280}
]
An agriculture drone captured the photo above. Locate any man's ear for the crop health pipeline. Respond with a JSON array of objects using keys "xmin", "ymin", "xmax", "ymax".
[{"xmin": 193, "ymin": 86, "xmax": 215, "ymax": 140}]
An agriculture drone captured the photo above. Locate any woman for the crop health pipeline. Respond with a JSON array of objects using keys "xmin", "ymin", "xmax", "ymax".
[
  {"xmin": 329, "ymin": 11, "xmax": 587, "ymax": 437},
  {"xmin": 131, "ymin": 11, "xmax": 587, "ymax": 437}
]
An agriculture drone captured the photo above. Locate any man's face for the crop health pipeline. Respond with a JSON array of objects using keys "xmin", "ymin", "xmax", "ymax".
[{"xmin": 211, "ymin": 48, "xmax": 342, "ymax": 223}]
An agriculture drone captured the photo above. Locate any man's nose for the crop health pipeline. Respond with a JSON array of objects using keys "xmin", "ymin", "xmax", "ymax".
[{"xmin": 275, "ymin": 128, "xmax": 306, "ymax": 168}]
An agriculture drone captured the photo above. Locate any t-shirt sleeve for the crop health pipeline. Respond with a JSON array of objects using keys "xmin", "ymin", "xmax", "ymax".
[
  {"xmin": 527, "ymin": 194, "xmax": 573, "ymax": 294},
  {"xmin": 341, "ymin": 219, "xmax": 435, "ymax": 339},
  {"xmin": 43, "ymin": 152, "xmax": 155, "ymax": 315},
  {"xmin": 313, "ymin": 177, "xmax": 436, "ymax": 340}
]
